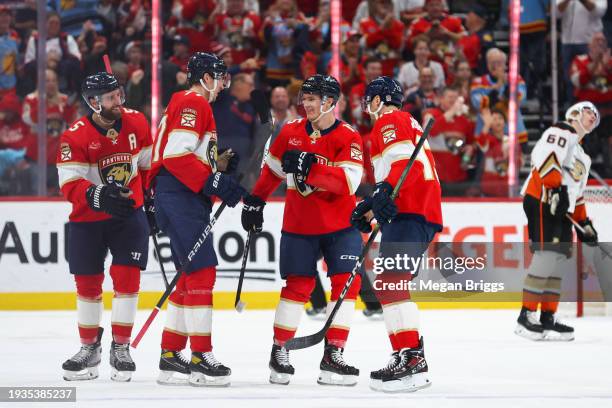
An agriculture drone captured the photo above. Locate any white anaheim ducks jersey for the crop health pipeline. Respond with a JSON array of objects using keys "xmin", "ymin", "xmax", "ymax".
[{"xmin": 521, "ymin": 122, "xmax": 591, "ymax": 213}]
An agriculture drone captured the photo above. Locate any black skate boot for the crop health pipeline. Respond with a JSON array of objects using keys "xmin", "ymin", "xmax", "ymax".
[
  {"xmin": 157, "ymin": 350, "xmax": 191, "ymax": 385},
  {"xmin": 317, "ymin": 344, "xmax": 359, "ymax": 386},
  {"xmin": 380, "ymin": 337, "xmax": 431, "ymax": 393},
  {"xmin": 110, "ymin": 341, "xmax": 136, "ymax": 382},
  {"xmin": 269, "ymin": 344, "xmax": 295, "ymax": 385},
  {"xmin": 189, "ymin": 352, "xmax": 231, "ymax": 387},
  {"xmin": 62, "ymin": 327, "xmax": 103, "ymax": 381},
  {"xmin": 515, "ymin": 306, "xmax": 544, "ymax": 341},
  {"xmin": 306, "ymin": 306, "xmax": 327, "ymax": 319},
  {"xmin": 369, "ymin": 351, "xmax": 400, "ymax": 391},
  {"xmin": 362, "ymin": 303, "xmax": 383, "ymax": 319},
  {"xmin": 540, "ymin": 311, "xmax": 575, "ymax": 341}
]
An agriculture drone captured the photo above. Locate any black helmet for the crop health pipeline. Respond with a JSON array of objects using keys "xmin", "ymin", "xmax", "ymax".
[
  {"xmin": 187, "ymin": 52, "xmax": 228, "ymax": 86},
  {"xmin": 81, "ymin": 72, "xmax": 120, "ymax": 101},
  {"xmin": 363, "ymin": 76, "xmax": 404, "ymax": 110},
  {"xmin": 300, "ymin": 74, "xmax": 341, "ymax": 104}
]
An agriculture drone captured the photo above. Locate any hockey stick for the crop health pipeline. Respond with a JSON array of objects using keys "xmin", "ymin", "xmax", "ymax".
[
  {"xmin": 131, "ymin": 90, "xmax": 273, "ymax": 348},
  {"xmin": 151, "ymin": 233, "xmax": 170, "ymax": 289},
  {"xmin": 234, "ymin": 230, "xmax": 252, "ymax": 312},
  {"xmin": 565, "ymin": 214, "xmax": 612, "ymax": 260},
  {"xmin": 284, "ymin": 118, "xmax": 435, "ymax": 351}
]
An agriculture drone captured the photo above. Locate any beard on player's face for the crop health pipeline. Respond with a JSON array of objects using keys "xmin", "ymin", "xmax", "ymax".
[{"xmin": 99, "ymin": 104, "xmax": 122, "ymax": 121}]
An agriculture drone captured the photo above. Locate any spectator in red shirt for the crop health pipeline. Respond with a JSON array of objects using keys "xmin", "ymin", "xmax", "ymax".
[
  {"xmin": 406, "ymin": 0, "xmax": 466, "ymax": 51},
  {"xmin": 169, "ymin": 35, "xmax": 190, "ymax": 73},
  {"xmin": 449, "ymin": 59, "xmax": 473, "ymax": 103},
  {"xmin": 457, "ymin": 4, "xmax": 495, "ymax": 76},
  {"xmin": 476, "ymin": 108, "xmax": 510, "ymax": 197},
  {"xmin": 423, "ymin": 85, "xmax": 475, "ymax": 195},
  {"xmin": 348, "ymin": 57, "xmax": 382, "ymax": 134},
  {"xmin": 210, "ymin": 0, "xmax": 262, "ymax": 66},
  {"xmin": 335, "ymin": 30, "xmax": 365, "ymax": 93},
  {"xmin": 358, "ymin": 0, "xmax": 405, "ymax": 76}
]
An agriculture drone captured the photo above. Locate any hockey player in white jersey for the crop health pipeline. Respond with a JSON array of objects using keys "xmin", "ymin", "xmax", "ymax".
[{"xmin": 517, "ymin": 101, "xmax": 600, "ymax": 341}]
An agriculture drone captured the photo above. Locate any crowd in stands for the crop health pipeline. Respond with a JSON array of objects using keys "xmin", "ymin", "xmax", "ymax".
[{"xmin": 0, "ymin": 0, "xmax": 610, "ymax": 197}]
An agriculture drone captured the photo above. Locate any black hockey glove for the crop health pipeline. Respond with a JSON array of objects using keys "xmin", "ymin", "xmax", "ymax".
[
  {"xmin": 241, "ymin": 194, "xmax": 266, "ymax": 233},
  {"xmin": 372, "ymin": 181, "xmax": 397, "ymax": 225},
  {"xmin": 86, "ymin": 184, "xmax": 135, "ymax": 219},
  {"xmin": 549, "ymin": 185, "xmax": 569, "ymax": 219},
  {"xmin": 203, "ymin": 172, "xmax": 246, "ymax": 208},
  {"xmin": 350, "ymin": 197, "xmax": 373, "ymax": 233},
  {"xmin": 218, "ymin": 148, "xmax": 240, "ymax": 174},
  {"xmin": 281, "ymin": 150, "xmax": 315, "ymax": 178},
  {"xmin": 576, "ymin": 218, "xmax": 598, "ymax": 246},
  {"xmin": 144, "ymin": 196, "xmax": 159, "ymax": 235}
]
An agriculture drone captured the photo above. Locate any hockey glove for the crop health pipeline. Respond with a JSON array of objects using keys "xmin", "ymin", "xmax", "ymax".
[
  {"xmin": 144, "ymin": 196, "xmax": 159, "ymax": 235},
  {"xmin": 241, "ymin": 194, "xmax": 266, "ymax": 233},
  {"xmin": 549, "ymin": 185, "xmax": 569, "ymax": 219},
  {"xmin": 372, "ymin": 181, "xmax": 397, "ymax": 224},
  {"xmin": 281, "ymin": 150, "xmax": 315, "ymax": 178},
  {"xmin": 86, "ymin": 184, "xmax": 135, "ymax": 219},
  {"xmin": 203, "ymin": 172, "xmax": 246, "ymax": 208},
  {"xmin": 350, "ymin": 197, "xmax": 373, "ymax": 233},
  {"xmin": 218, "ymin": 148, "xmax": 239, "ymax": 174},
  {"xmin": 576, "ymin": 218, "xmax": 598, "ymax": 246}
]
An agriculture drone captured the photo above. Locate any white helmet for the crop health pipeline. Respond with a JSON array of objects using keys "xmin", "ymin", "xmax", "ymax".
[{"xmin": 565, "ymin": 101, "xmax": 600, "ymax": 134}]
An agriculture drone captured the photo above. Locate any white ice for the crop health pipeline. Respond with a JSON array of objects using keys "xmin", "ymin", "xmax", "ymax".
[{"xmin": 1, "ymin": 309, "xmax": 611, "ymax": 408}]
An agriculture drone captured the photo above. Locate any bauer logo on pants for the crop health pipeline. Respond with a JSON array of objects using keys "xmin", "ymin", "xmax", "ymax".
[{"xmin": 99, "ymin": 153, "xmax": 133, "ymax": 187}]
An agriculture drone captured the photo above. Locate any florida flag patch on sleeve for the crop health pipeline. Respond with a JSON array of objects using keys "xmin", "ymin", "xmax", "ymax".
[
  {"xmin": 350, "ymin": 143, "xmax": 363, "ymax": 161},
  {"xmin": 180, "ymin": 108, "xmax": 197, "ymax": 128},
  {"xmin": 381, "ymin": 124, "xmax": 397, "ymax": 144}
]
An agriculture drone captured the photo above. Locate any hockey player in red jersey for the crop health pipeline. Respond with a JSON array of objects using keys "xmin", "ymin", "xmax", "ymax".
[
  {"xmin": 150, "ymin": 52, "xmax": 244, "ymax": 386},
  {"xmin": 516, "ymin": 101, "xmax": 601, "ymax": 341},
  {"xmin": 57, "ymin": 73, "xmax": 153, "ymax": 382},
  {"xmin": 241, "ymin": 75, "xmax": 364, "ymax": 386},
  {"xmin": 351, "ymin": 76, "xmax": 443, "ymax": 393}
]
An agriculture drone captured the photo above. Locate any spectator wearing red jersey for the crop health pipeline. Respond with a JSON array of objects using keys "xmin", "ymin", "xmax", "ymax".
[
  {"xmin": 169, "ymin": 35, "xmax": 190, "ymax": 73},
  {"xmin": 0, "ymin": 92, "xmax": 36, "ymax": 195},
  {"xmin": 423, "ymin": 85, "xmax": 475, "ymax": 196},
  {"xmin": 397, "ymin": 35, "xmax": 445, "ymax": 95},
  {"xmin": 210, "ymin": 0, "xmax": 262, "ymax": 66},
  {"xmin": 570, "ymin": 32, "xmax": 612, "ymax": 177},
  {"xmin": 449, "ymin": 59, "xmax": 473, "ymax": 103},
  {"xmin": 476, "ymin": 108, "xmax": 510, "ymax": 197},
  {"xmin": 358, "ymin": 0, "xmax": 405, "ymax": 77},
  {"xmin": 457, "ymin": 4, "xmax": 495, "ymax": 77},
  {"xmin": 335, "ymin": 30, "xmax": 365, "ymax": 93},
  {"xmin": 406, "ymin": 0, "xmax": 465, "ymax": 51},
  {"xmin": 22, "ymin": 69, "xmax": 77, "ymax": 194},
  {"xmin": 348, "ymin": 57, "xmax": 382, "ymax": 134}
]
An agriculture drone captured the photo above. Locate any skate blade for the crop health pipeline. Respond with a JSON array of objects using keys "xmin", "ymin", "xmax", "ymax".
[
  {"xmin": 111, "ymin": 368, "xmax": 133, "ymax": 382},
  {"xmin": 514, "ymin": 324, "xmax": 544, "ymax": 341},
  {"xmin": 381, "ymin": 373, "xmax": 431, "ymax": 393},
  {"xmin": 317, "ymin": 370, "xmax": 358, "ymax": 386},
  {"xmin": 63, "ymin": 366, "xmax": 99, "ymax": 381},
  {"xmin": 542, "ymin": 330, "xmax": 575, "ymax": 341},
  {"xmin": 269, "ymin": 369, "xmax": 292, "ymax": 385},
  {"xmin": 369, "ymin": 379, "xmax": 383, "ymax": 391},
  {"xmin": 189, "ymin": 372, "xmax": 231, "ymax": 387},
  {"xmin": 157, "ymin": 370, "xmax": 190, "ymax": 386}
]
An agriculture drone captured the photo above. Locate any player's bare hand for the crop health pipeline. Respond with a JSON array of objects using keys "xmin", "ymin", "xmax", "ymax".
[{"xmin": 217, "ymin": 148, "xmax": 239, "ymax": 174}]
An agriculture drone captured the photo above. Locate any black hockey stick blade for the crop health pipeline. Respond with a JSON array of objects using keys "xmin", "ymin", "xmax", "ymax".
[{"xmin": 284, "ymin": 118, "xmax": 435, "ymax": 351}]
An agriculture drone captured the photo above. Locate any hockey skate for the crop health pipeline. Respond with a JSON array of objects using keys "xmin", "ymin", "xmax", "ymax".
[
  {"xmin": 540, "ymin": 311, "xmax": 575, "ymax": 341},
  {"xmin": 369, "ymin": 351, "xmax": 400, "ymax": 391},
  {"xmin": 157, "ymin": 350, "xmax": 191, "ymax": 385},
  {"xmin": 362, "ymin": 306, "xmax": 383, "ymax": 319},
  {"xmin": 62, "ymin": 327, "xmax": 103, "ymax": 381},
  {"xmin": 380, "ymin": 337, "xmax": 431, "ymax": 393},
  {"xmin": 110, "ymin": 341, "xmax": 136, "ymax": 382},
  {"xmin": 317, "ymin": 344, "xmax": 359, "ymax": 386},
  {"xmin": 305, "ymin": 306, "xmax": 327, "ymax": 320},
  {"xmin": 269, "ymin": 344, "xmax": 294, "ymax": 385},
  {"xmin": 189, "ymin": 352, "xmax": 231, "ymax": 387},
  {"xmin": 515, "ymin": 307, "xmax": 544, "ymax": 341}
]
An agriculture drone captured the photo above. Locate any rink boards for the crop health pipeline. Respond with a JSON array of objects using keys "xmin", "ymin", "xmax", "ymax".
[{"xmin": 1, "ymin": 198, "xmax": 610, "ymax": 310}]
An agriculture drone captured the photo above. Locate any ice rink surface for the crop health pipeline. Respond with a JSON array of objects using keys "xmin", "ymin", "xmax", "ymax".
[{"xmin": 1, "ymin": 309, "xmax": 611, "ymax": 408}]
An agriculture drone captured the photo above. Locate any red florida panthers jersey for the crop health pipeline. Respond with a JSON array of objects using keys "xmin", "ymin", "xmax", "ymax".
[
  {"xmin": 57, "ymin": 109, "xmax": 152, "ymax": 222},
  {"xmin": 252, "ymin": 118, "xmax": 364, "ymax": 235},
  {"xmin": 370, "ymin": 110, "xmax": 443, "ymax": 228},
  {"xmin": 150, "ymin": 90, "xmax": 218, "ymax": 192}
]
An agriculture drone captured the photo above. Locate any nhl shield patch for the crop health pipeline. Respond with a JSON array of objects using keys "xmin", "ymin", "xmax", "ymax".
[{"xmin": 99, "ymin": 153, "xmax": 133, "ymax": 186}]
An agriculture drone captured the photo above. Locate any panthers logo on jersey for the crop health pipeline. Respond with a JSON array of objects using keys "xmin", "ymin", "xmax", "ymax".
[
  {"xmin": 207, "ymin": 139, "xmax": 218, "ymax": 173},
  {"xmin": 99, "ymin": 153, "xmax": 133, "ymax": 187},
  {"xmin": 293, "ymin": 154, "xmax": 328, "ymax": 197}
]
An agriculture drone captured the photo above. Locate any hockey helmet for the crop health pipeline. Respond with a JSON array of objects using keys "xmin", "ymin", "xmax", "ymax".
[
  {"xmin": 187, "ymin": 52, "xmax": 230, "ymax": 88},
  {"xmin": 363, "ymin": 76, "xmax": 404, "ymax": 114},
  {"xmin": 565, "ymin": 101, "xmax": 600, "ymax": 133},
  {"xmin": 81, "ymin": 72, "xmax": 124, "ymax": 112}
]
